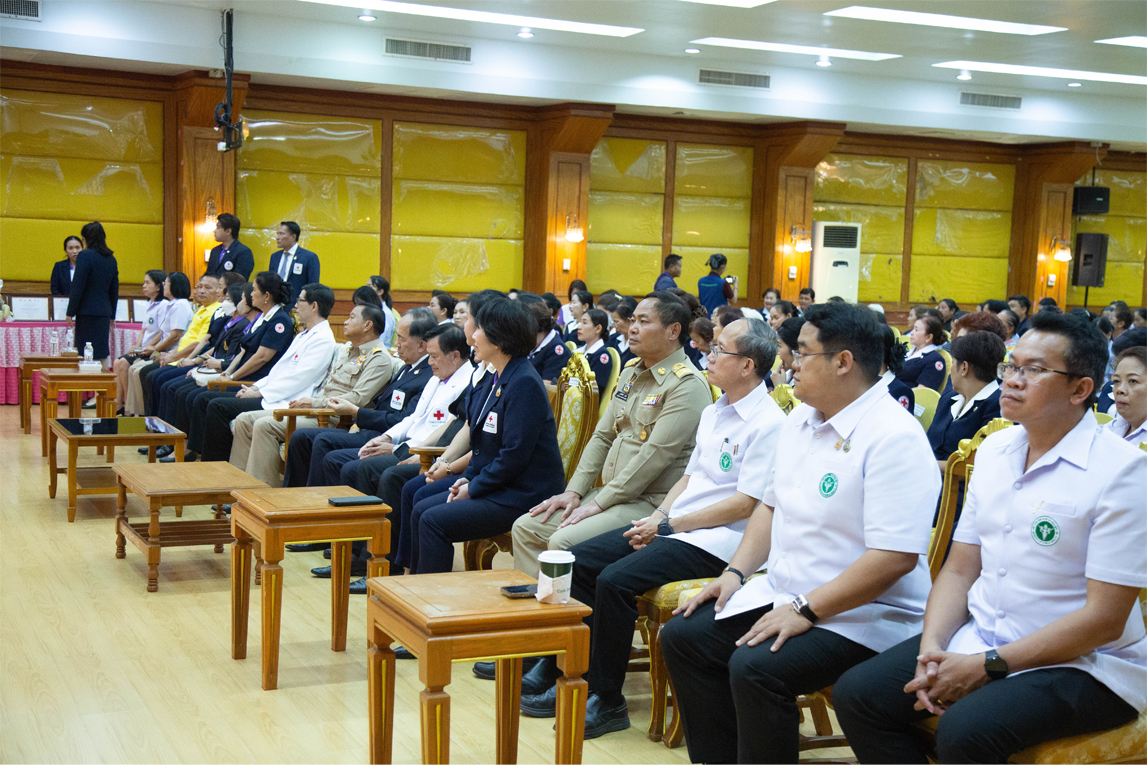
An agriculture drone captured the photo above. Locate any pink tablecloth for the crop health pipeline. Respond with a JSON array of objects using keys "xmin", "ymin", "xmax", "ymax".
[{"xmin": 0, "ymin": 321, "xmax": 141, "ymax": 405}]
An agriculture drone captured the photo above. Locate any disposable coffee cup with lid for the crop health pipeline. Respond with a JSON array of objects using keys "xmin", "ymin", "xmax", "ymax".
[{"xmin": 538, "ymin": 550, "xmax": 575, "ymax": 579}]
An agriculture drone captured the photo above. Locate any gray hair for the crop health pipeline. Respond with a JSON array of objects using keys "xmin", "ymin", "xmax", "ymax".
[
  {"xmin": 406, "ymin": 306, "xmax": 438, "ymax": 341},
  {"xmin": 732, "ymin": 318, "xmax": 778, "ymax": 380}
]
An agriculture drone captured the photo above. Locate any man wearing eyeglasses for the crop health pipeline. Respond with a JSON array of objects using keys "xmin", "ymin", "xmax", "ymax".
[
  {"xmin": 831, "ymin": 311, "xmax": 1146, "ymax": 764},
  {"xmin": 660, "ymin": 302, "xmax": 940, "ymax": 764}
]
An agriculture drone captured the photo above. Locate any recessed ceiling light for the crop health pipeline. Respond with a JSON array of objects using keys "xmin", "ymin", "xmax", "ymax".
[
  {"xmin": 816, "ymin": 54, "xmax": 831, "ymax": 67},
  {"xmin": 934, "ymin": 60, "xmax": 1147, "ymax": 86},
  {"xmin": 358, "ymin": 13, "xmax": 376, "ymax": 20},
  {"xmin": 824, "ymin": 6, "xmax": 1065, "ymax": 35},
  {"xmin": 1095, "ymin": 36, "xmax": 1147, "ymax": 48},
  {"xmin": 691, "ymin": 36, "xmax": 901, "ymax": 61},
  {"xmin": 957, "ymin": 69, "xmax": 971, "ymax": 80},
  {"xmin": 677, "ymin": 0, "xmax": 779, "ymax": 6},
  {"xmin": 517, "ymin": 27, "xmax": 533, "ymax": 38},
  {"xmin": 298, "ymin": 0, "xmax": 644, "ymax": 37},
  {"xmin": 1067, "ymin": 82, "xmax": 1082, "ymax": 87},
  {"xmin": 684, "ymin": 47, "xmax": 701, "ymax": 54}
]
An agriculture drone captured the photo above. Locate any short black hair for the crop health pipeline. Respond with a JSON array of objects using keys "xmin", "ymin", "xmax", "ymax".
[
  {"xmin": 1038, "ymin": 297, "xmax": 1058, "ymax": 308},
  {"xmin": 466, "ymin": 290, "xmax": 507, "ymax": 322},
  {"xmin": 1114, "ymin": 306, "xmax": 1134, "ymax": 330},
  {"xmin": 300, "ymin": 283, "xmax": 335, "ymax": 319},
  {"xmin": 983, "ymin": 299, "xmax": 1009, "ymax": 314},
  {"xmin": 145, "ymin": 270, "xmax": 168, "ymax": 302},
  {"xmin": 612, "ymin": 303, "xmax": 634, "ymax": 322},
  {"xmin": 802, "ymin": 302, "xmax": 882, "ymax": 383},
  {"xmin": 646, "ymin": 291, "xmax": 692, "ymax": 344},
  {"xmin": 664, "ymin": 254, "xmax": 682, "ymax": 269},
  {"xmin": 432, "ymin": 291, "xmax": 457, "ymax": 318},
  {"xmin": 1008, "ymin": 294, "xmax": 1032, "ymax": 313},
  {"xmin": 526, "ymin": 300, "xmax": 553, "ymax": 335},
  {"xmin": 597, "ymin": 294, "xmax": 621, "ymax": 313},
  {"xmin": 280, "ymin": 221, "xmax": 301, "ymax": 240},
  {"xmin": 542, "ymin": 292, "xmax": 562, "ymax": 317},
  {"xmin": 220, "ymin": 271, "xmax": 245, "ymax": 288},
  {"xmin": 620, "ymin": 295, "xmax": 638, "ymax": 310},
  {"xmin": 772, "ymin": 300, "xmax": 796, "ymax": 318},
  {"xmin": 567, "ymin": 280, "xmax": 587, "ymax": 300},
  {"xmin": 583, "ymin": 308, "xmax": 610, "ymax": 342},
  {"xmin": 939, "ymin": 298, "xmax": 959, "ymax": 313},
  {"xmin": 881, "ymin": 324, "xmax": 908, "ymax": 375},
  {"xmin": 998, "ymin": 309, "xmax": 1019, "ymax": 332},
  {"xmin": 240, "ymin": 283, "xmax": 255, "ymax": 312},
  {"xmin": 776, "ymin": 316, "xmax": 805, "ymax": 352},
  {"xmin": 358, "ymin": 305, "xmax": 386, "ymax": 337},
  {"xmin": 353, "ymin": 285, "xmax": 382, "ymax": 308},
  {"xmin": 168, "ymin": 271, "xmax": 192, "ymax": 300},
  {"xmin": 572, "ymin": 290, "xmax": 594, "ymax": 310},
  {"xmin": 425, "ymin": 322, "xmax": 468, "ymax": 358},
  {"xmin": 917, "ymin": 314, "xmax": 945, "ymax": 347},
  {"xmin": 475, "ymin": 298, "xmax": 537, "ymax": 357},
  {"xmin": 216, "ymin": 213, "xmax": 241, "ymax": 238},
  {"xmin": 63, "ymin": 235, "xmax": 82, "ymax": 253},
  {"xmin": 1028, "ymin": 310, "xmax": 1108, "ymax": 406},
  {"xmin": 1112, "ymin": 326, "xmax": 1146, "ymax": 356},
  {"xmin": 407, "ymin": 307, "xmax": 438, "ymax": 341},
  {"xmin": 799, "ymin": 287, "xmax": 816, "ymax": 299},
  {"xmin": 763, "ymin": 287, "xmax": 782, "ymax": 301},
  {"xmin": 713, "ymin": 305, "xmax": 744, "ymax": 327},
  {"xmin": 950, "ymin": 331, "xmax": 1007, "ymax": 383},
  {"xmin": 225, "ymin": 282, "xmax": 245, "ymax": 306},
  {"xmin": 1093, "ymin": 316, "xmax": 1114, "ymax": 337}
]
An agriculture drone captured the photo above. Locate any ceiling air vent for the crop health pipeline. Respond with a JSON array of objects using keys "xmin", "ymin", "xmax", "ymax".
[
  {"xmin": 385, "ymin": 37, "xmax": 472, "ymax": 63},
  {"xmin": 0, "ymin": 0, "xmax": 41, "ymax": 20},
  {"xmin": 699, "ymin": 69, "xmax": 770, "ymax": 89},
  {"xmin": 960, "ymin": 91, "xmax": 1022, "ymax": 110},
  {"xmin": 822, "ymin": 225, "xmax": 859, "ymax": 249}
]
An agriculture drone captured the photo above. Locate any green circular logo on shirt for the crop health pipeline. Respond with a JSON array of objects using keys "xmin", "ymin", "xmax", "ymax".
[
  {"xmin": 819, "ymin": 473, "xmax": 838, "ymax": 498},
  {"xmin": 1031, "ymin": 516, "xmax": 1060, "ymax": 546},
  {"xmin": 719, "ymin": 453, "xmax": 733, "ymax": 472}
]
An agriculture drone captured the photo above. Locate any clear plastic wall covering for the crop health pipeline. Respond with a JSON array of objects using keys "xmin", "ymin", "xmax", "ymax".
[{"xmin": 815, "ymin": 154, "xmax": 907, "ymax": 207}]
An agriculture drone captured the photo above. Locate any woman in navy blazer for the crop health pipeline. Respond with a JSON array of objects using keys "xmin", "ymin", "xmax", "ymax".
[
  {"xmin": 926, "ymin": 331, "xmax": 1006, "ymax": 470},
  {"xmin": 65, "ymin": 222, "xmax": 119, "ymax": 362},
  {"xmin": 50, "ymin": 236, "xmax": 82, "ymax": 296},
  {"xmin": 405, "ymin": 298, "xmax": 565, "ymax": 574},
  {"xmin": 898, "ymin": 313, "xmax": 947, "ymax": 391}
]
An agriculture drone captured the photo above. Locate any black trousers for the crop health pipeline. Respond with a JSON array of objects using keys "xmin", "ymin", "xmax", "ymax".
[
  {"xmin": 153, "ymin": 367, "xmax": 193, "ymax": 422},
  {"xmin": 199, "ymin": 395, "xmax": 263, "ymax": 461},
  {"xmin": 567, "ymin": 528, "xmax": 726, "ymax": 703},
  {"xmin": 137, "ymin": 362, "xmax": 162, "ymax": 415},
  {"xmin": 660, "ymin": 600, "xmax": 875, "ymax": 764},
  {"xmin": 833, "ymin": 634, "xmax": 1139, "ymax": 764},
  {"xmin": 405, "ymin": 494, "xmax": 523, "ymax": 574},
  {"xmin": 350, "ymin": 461, "xmax": 422, "ymax": 563},
  {"xmin": 282, "ymin": 427, "xmax": 379, "ymax": 488},
  {"xmin": 394, "ymin": 476, "xmax": 453, "ymax": 569}
]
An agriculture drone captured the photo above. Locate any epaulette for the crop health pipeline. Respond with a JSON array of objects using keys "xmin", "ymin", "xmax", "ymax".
[
  {"xmin": 369, "ymin": 347, "xmax": 383, "ymax": 355},
  {"xmin": 625, "ymin": 358, "xmax": 641, "ymax": 368},
  {"xmin": 672, "ymin": 361, "xmax": 701, "ymax": 379}
]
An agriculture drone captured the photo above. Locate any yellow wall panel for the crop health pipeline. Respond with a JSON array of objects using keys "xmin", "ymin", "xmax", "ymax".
[
  {"xmin": 236, "ymin": 169, "xmax": 341, "ymax": 232},
  {"xmin": 588, "ymin": 191, "xmax": 663, "ymax": 245},
  {"xmin": 1066, "ymin": 262, "xmax": 1144, "ymax": 308},
  {"xmin": 1077, "ymin": 170, "xmax": 1146, "ymax": 218},
  {"xmin": 1075, "ymin": 215, "xmax": 1146, "ymax": 264},
  {"xmin": 585, "ymin": 243, "xmax": 662, "ymax": 296},
  {"xmin": 675, "ymin": 144, "xmax": 752, "ymax": 197},
  {"xmin": 912, "ymin": 208, "xmax": 1011, "ymax": 258},
  {"xmin": 590, "ymin": 138, "xmax": 666, "ymax": 194},
  {"xmin": 390, "ymin": 236, "xmax": 523, "ymax": 292},
  {"xmin": 344, "ymin": 175, "xmax": 383, "ymax": 233},
  {"xmin": 815, "ymin": 154, "xmax": 908, "ymax": 207},
  {"xmin": 915, "ymin": 160, "xmax": 1015, "ymax": 211},
  {"xmin": 0, "ymin": 218, "xmax": 161, "ymax": 280},
  {"xmin": 909, "ymin": 255, "xmax": 1008, "ymax": 304},
  {"xmin": 392, "ymin": 180, "xmax": 523, "ymax": 239},
  {"xmin": 393, "ymin": 123, "xmax": 526, "ymax": 185},
  {"xmin": 675, "ymin": 247, "xmax": 749, "ymax": 300},
  {"xmin": 239, "ymin": 111, "xmax": 381, "ymax": 177},
  {"xmin": 0, "ymin": 88, "xmax": 163, "ymax": 163},
  {"xmin": 858, "ymin": 253, "xmax": 903, "ymax": 303},
  {"xmin": 813, "ymin": 203, "xmax": 904, "ymax": 255},
  {"xmin": 673, "ymin": 195, "xmax": 750, "ymax": 249},
  {"xmin": 1, "ymin": 156, "xmax": 163, "ymax": 223}
]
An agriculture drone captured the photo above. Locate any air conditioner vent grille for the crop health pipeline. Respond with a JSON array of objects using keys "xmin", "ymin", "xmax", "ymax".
[
  {"xmin": 0, "ymin": 0, "xmax": 40, "ymax": 19},
  {"xmin": 699, "ymin": 69, "xmax": 770, "ymax": 89},
  {"xmin": 960, "ymin": 91, "xmax": 1022, "ymax": 110},
  {"xmin": 822, "ymin": 225, "xmax": 859, "ymax": 249},
  {"xmin": 385, "ymin": 37, "xmax": 471, "ymax": 63}
]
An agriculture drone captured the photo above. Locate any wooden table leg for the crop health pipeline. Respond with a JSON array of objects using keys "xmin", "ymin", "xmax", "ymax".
[
  {"xmin": 148, "ymin": 445, "xmax": 157, "ymax": 463},
  {"xmin": 48, "ymin": 428, "xmax": 58, "ymax": 499},
  {"xmin": 555, "ymin": 626, "xmax": 590, "ymax": 765},
  {"xmin": 419, "ymin": 688, "xmax": 451, "ymax": 764},
  {"xmin": 145, "ymin": 499, "xmax": 162, "ymax": 592},
  {"xmin": 67, "ymin": 391, "xmax": 80, "ymax": 418},
  {"xmin": 495, "ymin": 657, "xmax": 523, "ymax": 764},
  {"xmin": 40, "ymin": 390, "xmax": 53, "ymax": 457},
  {"xmin": 102, "ymin": 393, "xmax": 115, "ymax": 462},
  {"xmin": 213, "ymin": 505, "xmax": 227, "ymax": 554},
  {"xmin": 261, "ymin": 560, "xmax": 284, "ymax": 690},
  {"xmin": 368, "ymin": 522, "xmax": 390, "ymax": 578},
  {"xmin": 66, "ymin": 440, "xmax": 79, "ymax": 523},
  {"xmin": 115, "ymin": 478, "xmax": 128, "ymax": 559},
  {"xmin": 331, "ymin": 541, "xmax": 352, "ymax": 652},
  {"xmin": 368, "ymin": 621, "xmax": 397, "ymax": 765},
  {"xmin": 231, "ymin": 535, "xmax": 253, "ymax": 661},
  {"xmin": 20, "ymin": 377, "xmax": 29, "ymax": 433}
]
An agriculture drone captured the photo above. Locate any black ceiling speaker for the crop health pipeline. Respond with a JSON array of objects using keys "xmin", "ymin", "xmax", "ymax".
[
  {"xmin": 1072, "ymin": 233, "xmax": 1107, "ymax": 288},
  {"xmin": 1073, "ymin": 186, "xmax": 1110, "ymax": 215}
]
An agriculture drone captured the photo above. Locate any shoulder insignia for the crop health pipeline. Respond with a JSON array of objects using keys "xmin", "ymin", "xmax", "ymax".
[
  {"xmin": 370, "ymin": 347, "xmax": 383, "ymax": 355},
  {"xmin": 624, "ymin": 358, "xmax": 641, "ymax": 367}
]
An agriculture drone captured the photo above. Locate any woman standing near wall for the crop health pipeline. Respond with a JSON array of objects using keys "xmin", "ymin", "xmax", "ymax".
[{"xmin": 65, "ymin": 222, "xmax": 119, "ymax": 366}]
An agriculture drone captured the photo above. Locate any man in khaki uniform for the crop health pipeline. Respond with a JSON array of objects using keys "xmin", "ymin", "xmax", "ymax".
[
  {"xmin": 512, "ymin": 292, "xmax": 712, "ymax": 577},
  {"xmin": 230, "ymin": 304, "xmax": 394, "ymax": 486}
]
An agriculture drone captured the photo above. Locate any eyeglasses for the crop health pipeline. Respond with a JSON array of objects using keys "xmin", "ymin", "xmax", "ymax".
[
  {"xmin": 791, "ymin": 349, "xmax": 838, "ymax": 363},
  {"xmin": 997, "ymin": 363, "xmax": 1075, "ymax": 381},
  {"xmin": 708, "ymin": 347, "xmax": 747, "ymax": 359}
]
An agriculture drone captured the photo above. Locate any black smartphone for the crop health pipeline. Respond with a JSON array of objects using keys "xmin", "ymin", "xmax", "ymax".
[
  {"xmin": 500, "ymin": 584, "xmax": 537, "ymax": 599},
  {"xmin": 328, "ymin": 495, "xmax": 384, "ymax": 507}
]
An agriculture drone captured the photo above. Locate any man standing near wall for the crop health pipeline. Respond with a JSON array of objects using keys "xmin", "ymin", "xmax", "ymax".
[
  {"xmin": 269, "ymin": 221, "xmax": 320, "ymax": 304},
  {"xmin": 205, "ymin": 213, "xmax": 254, "ymax": 280},
  {"xmin": 655, "ymin": 254, "xmax": 682, "ymax": 292}
]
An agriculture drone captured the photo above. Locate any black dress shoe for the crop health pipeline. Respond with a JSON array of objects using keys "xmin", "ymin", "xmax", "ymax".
[
  {"xmin": 394, "ymin": 646, "xmax": 417, "ymax": 660},
  {"xmin": 138, "ymin": 446, "xmax": 149, "ymax": 455},
  {"xmin": 324, "ymin": 548, "xmax": 332, "ymax": 559},
  {"xmin": 583, "ymin": 694, "xmax": 629, "ymax": 740},
  {"xmin": 520, "ymin": 685, "xmax": 557, "ymax": 718},
  {"xmin": 285, "ymin": 543, "xmax": 330, "ymax": 553},
  {"xmin": 520, "ymin": 655, "xmax": 561, "ymax": 696},
  {"xmin": 312, "ymin": 560, "xmax": 368, "ymax": 579},
  {"xmin": 156, "ymin": 445, "xmax": 174, "ymax": 457},
  {"xmin": 473, "ymin": 655, "xmax": 543, "ymax": 681},
  {"xmin": 348, "ymin": 577, "xmax": 367, "ymax": 594}
]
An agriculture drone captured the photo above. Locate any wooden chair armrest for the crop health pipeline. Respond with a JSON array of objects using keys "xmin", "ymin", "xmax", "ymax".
[
  {"xmin": 272, "ymin": 408, "xmax": 337, "ymax": 421},
  {"xmin": 409, "ymin": 445, "xmax": 448, "ymax": 475},
  {"xmin": 207, "ymin": 378, "xmax": 247, "ymax": 390}
]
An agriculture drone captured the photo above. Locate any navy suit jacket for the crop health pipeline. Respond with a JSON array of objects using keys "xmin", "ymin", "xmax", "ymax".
[
  {"xmin": 463, "ymin": 357, "xmax": 565, "ymax": 508},
  {"xmin": 898, "ymin": 349, "xmax": 946, "ymax": 391},
  {"xmin": 268, "ymin": 247, "xmax": 320, "ymax": 305},
  {"xmin": 927, "ymin": 387, "xmax": 1002, "ymax": 461},
  {"xmin": 355, "ymin": 357, "xmax": 432, "ymax": 434},
  {"xmin": 205, "ymin": 240, "xmax": 254, "ymax": 280},
  {"xmin": 529, "ymin": 332, "xmax": 569, "ymax": 383},
  {"xmin": 65, "ymin": 249, "xmax": 119, "ymax": 319},
  {"xmin": 50, "ymin": 259, "xmax": 73, "ymax": 296},
  {"xmin": 887, "ymin": 376, "xmax": 916, "ymax": 413}
]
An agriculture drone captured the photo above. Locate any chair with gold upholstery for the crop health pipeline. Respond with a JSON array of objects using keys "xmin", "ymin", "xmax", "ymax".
[
  {"xmin": 1095, "ymin": 411, "xmax": 1115, "ymax": 425},
  {"xmin": 600, "ymin": 346, "xmax": 622, "ymax": 419},
  {"xmin": 913, "ymin": 387, "xmax": 941, "ymax": 431},
  {"xmin": 937, "ymin": 348, "xmax": 953, "ymax": 393},
  {"xmin": 770, "ymin": 383, "xmax": 801, "ymax": 415}
]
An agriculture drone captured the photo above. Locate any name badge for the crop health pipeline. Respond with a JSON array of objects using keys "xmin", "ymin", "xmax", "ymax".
[
  {"xmin": 615, "ymin": 377, "xmax": 634, "ymax": 401},
  {"xmin": 390, "ymin": 390, "xmax": 406, "ymax": 410},
  {"xmin": 483, "ymin": 412, "xmax": 498, "ymax": 433},
  {"xmin": 224, "ymin": 261, "xmax": 234, "ymax": 271},
  {"xmin": 293, "ymin": 262, "xmax": 303, "ymax": 275}
]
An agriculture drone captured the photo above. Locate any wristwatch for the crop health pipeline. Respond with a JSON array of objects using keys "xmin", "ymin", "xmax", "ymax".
[
  {"xmin": 984, "ymin": 649, "xmax": 1009, "ymax": 680},
  {"xmin": 656, "ymin": 518, "xmax": 674, "ymax": 537},
  {"xmin": 791, "ymin": 594, "xmax": 820, "ymax": 624},
  {"xmin": 723, "ymin": 566, "xmax": 747, "ymax": 586}
]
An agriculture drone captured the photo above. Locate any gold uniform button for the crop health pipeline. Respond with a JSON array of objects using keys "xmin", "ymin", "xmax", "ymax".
[{"xmin": 657, "ymin": 367, "xmax": 666, "ymax": 375}]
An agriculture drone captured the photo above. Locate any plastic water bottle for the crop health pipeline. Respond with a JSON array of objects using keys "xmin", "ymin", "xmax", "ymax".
[
  {"xmin": 83, "ymin": 342, "xmax": 94, "ymax": 363},
  {"xmin": 65, "ymin": 327, "xmax": 74, "ymax": 351},
  {"xmin": 49, "ymin": 330, "xmax": 60, "ymax": 357}
]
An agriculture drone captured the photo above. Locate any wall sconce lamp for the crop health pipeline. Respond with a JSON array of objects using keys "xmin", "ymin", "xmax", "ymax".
[
  {"xmin": 564, "ymin": 213, "xmax": 584, "ymax": 243},
  {"xmin": 199, "ymin": 197, "xmax": 219, "ymax": 233},
  {"xmin": 792, "ymin": 225, "xmax": 813, "ymax": 253},
  {"xmin": 1052, "ymin": 237, "xmax": 1072, "ymax": 262}
]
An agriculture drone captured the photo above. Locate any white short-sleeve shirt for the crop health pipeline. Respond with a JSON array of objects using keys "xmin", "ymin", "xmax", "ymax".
[
  {"xmin": 948, "ymin": 412, "xmax": 1147, "ymax": 712},
  {"xmin": 1106, "ymin": 413, "xmax": 1147, "ymax": 447},
  {"xmin": 161, "ymin": 298, "xmax": 194, "ymax": 336},
  {"xmin": 138, "ymin": 299, "xmax": 170, "ymax": 347},
  {"xmin": 718, "ymin": 380, "xmax": 940, "ymax": 654},
  {"xmin": 667, "ymin": 380, "xmax": 786, "ymax": 563}
]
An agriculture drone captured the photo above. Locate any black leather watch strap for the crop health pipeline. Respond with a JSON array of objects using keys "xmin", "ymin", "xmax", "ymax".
[{"xmin": 723, "ymin": 566, "xmax": 747, "ymax": 586}]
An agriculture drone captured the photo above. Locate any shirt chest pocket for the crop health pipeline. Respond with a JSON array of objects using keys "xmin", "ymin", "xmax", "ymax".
[
  {"xmin": 632, "ymin": 398, "xmax": 663, "ymax": 433},
  {"xmin": 810, "ymin": 455, "xmax": 863, "ymax": 509},
  {"xmin": 1019, "ymin": 501, "xmax": 1088, "ymax": 576}
]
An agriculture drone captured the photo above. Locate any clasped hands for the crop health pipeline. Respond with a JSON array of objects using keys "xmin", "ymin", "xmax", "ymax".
[
  {"xmin": 673, "ymin": 575, "xmax": 813, "ymax": 652},
  {"xmin": 623, "ymin": 514, "xmax": 664, "ymax": 550},
  {"xmin": 358, "ymin": 434, "xmax": 395, "ymax": 459},
  {"xmin": 904, "ymin": 649, "xmax": 990, "ymax": 715},
  {"xmin": 526, "ymin": 491, "xmax": 604, "ymax": 529}
]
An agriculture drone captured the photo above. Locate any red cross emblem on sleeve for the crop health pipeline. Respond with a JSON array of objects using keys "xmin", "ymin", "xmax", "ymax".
[{"xmin": 432, "ymin": 409, "xmax": 446, "ymax": 422}]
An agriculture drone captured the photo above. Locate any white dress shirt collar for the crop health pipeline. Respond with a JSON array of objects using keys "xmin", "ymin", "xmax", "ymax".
[
  {"xmin": 581, "ymin": 338, "xmax": 604, "ymax": 355},
  {"xmin": 952, "ymin": 380, "xmax": 999, "ymax": 420},
  {"xmin": 1107, "ymin": 413, "xmax": 1147, "ymax": 445},
  {"xmin": 906, "ymin": 343, "xmax": 937, "ymax": 361},
  {"xmin": 531, "ymin": 329, "xmax": 558, "ymax": 356},
  {"xmin": 798, "ymin": 379, "xmax": 891, "ymax": 443}
]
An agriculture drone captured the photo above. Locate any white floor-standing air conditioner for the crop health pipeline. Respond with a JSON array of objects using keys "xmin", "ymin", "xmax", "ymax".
[{"xmin": 810, "ymin": 221, "xmax": 862, "ymax": 303}]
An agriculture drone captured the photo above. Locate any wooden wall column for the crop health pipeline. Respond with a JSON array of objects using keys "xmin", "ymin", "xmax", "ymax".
[
  {"xmin": 524, "ymin": 104, "xmax": 614, "ymax": 296},
  {"xmin": 169, "ymin": 71, "xmax": 249, "ymax": 278},
  {"xmin": 1008, "ymin": 142, "xmax": 1105, "ymax": 307},
  {"xmin": 750, "ymin": 122, "xmax": 846, "ymax": 304}
]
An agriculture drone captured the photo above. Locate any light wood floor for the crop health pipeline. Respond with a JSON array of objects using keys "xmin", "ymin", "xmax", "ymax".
[{"xmin": 0, "ymin": 405, "xmax": 849, "ymax": 764}]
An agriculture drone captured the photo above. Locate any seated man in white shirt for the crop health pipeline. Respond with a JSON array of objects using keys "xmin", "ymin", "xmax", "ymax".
[
  {"xmin": 660, "ymin": 302, "xmax": 941, "ymax": 764},
  {"xmin": 518, "ymin": 319, "xmax": 787, "ymax": 739},
  {"xmin": 197, "ymin": 284, "xmax": 338, "ymax": 463},
  {"xmin": 833, "ymin": 311, "xmax": 1146, "ymax": 764}
]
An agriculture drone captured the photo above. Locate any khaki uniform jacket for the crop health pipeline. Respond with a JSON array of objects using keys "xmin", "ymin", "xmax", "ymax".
[
  {"xmin": 566, "ymin": 345, "xmax": 711, "ymax": 510},
  {"xmin": 312, "ymin": 339, "xmax": 394, "ymax": 409}
]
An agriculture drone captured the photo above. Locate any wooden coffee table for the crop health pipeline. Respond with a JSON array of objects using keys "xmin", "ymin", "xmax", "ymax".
[
  {"xmin": 229, "ymin": 486, "xmax": 391, "ymax": 691},
  {"xmin": 114, "ymin": 462, "xmax": 268, "ymax": 592},
  {"xmin": 366, "ymin": 570, "xmax": 591, "ymax": 765},
  {"xmin": 39, "ymin": 368, "xmax": 117, "ymax": 457},
  {"xmin": 47, "ymin": 416, "xmax": 185, "ymax": 522},
  {"xmin": 18, "ymin": 353, "xmax": 78, "ymax": 433}
]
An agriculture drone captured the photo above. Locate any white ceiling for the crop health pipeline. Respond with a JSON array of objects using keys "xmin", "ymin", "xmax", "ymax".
[{"xmin": 2, "ymin": 0, "xmax": 1145, "ymax": 149}]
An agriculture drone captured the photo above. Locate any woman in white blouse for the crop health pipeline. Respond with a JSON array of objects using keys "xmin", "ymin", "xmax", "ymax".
[
  {"xmin": 122, "ymin": 272, "xmax": 194, "ymax": 415},
  {"xmin": 1108, "ymin": 345, "xmax": 1146, "ymax": 446},
  {"xmin": 112, "ymin": 269, "xmax": 168, "ymax": 413}
]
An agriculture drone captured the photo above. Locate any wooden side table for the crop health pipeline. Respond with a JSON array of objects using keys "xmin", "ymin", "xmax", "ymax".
[
  {"xmin": 39, "ymin": 368, "xmax": 117, "ymax": 457},
  {"xmin": 114, "ymin": 462, "xmax": 268, "ymax": 592},
  {"xmin": 229, "ymin": 486, "xmax": 391, "ymax": 691},
  {"xmin": 366, "ymin": 570, "xmax": 592, "ymax": 765},
  {"xmin": 18, "ymin": 353, "xmax": 78, "ymax": 433}
]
